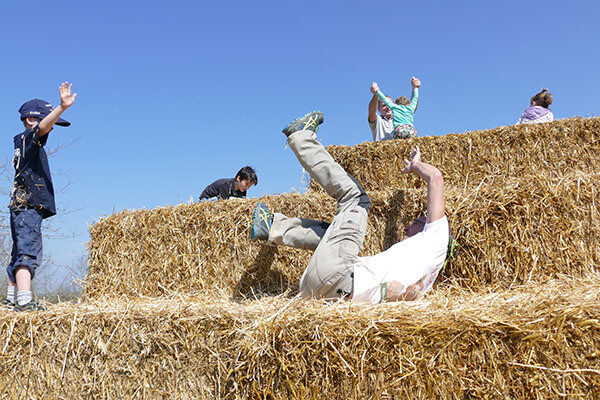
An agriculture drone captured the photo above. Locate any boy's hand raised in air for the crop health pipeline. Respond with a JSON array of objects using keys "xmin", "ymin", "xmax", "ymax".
[{"xmin": 59, "ymin": 82, "xmax": 77, "ymax": 109}]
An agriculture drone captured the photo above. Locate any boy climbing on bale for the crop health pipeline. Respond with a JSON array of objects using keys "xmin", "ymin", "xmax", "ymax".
[
  {"xmin": 370, "ymin": 77, "xmax": 421, "ymax": 139},
  {"xmin": 3, "ymin": 82, "xmax": 77, "ymax": 312},
  {"xmin": 250, "ymin": 111, "xmax": 449, "ymax": 303},
  {"xmin": 199, "ymin": 166, "xmax": 257, "ymax": 201}
]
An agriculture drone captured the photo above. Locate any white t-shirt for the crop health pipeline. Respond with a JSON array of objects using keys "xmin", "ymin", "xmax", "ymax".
[
  {"xmin": 352, "ymin": 216, "xmax": 449, "ymax": 304},
  {"xmin": 369, "ymin": 114, "xmax": 394, "ymax": 141}
]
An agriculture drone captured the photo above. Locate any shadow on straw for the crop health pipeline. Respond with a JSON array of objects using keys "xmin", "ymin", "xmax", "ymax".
[{"xmin": 233, "ymin": 244, "xmax": 292, "ymax": 300}]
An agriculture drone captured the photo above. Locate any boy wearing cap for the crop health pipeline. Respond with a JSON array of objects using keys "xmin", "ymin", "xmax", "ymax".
[{"xmin": 2, "ymin": 82, "xmax": 77, "ymax": 312}]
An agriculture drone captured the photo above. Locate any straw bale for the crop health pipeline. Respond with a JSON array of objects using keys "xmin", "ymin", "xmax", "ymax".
[
  {"xmin": 2, "ymin": 277, "xmax": 600, "ymax": 399},
  {"xmin": 86, "ymin": 172, "xmax": 599, "ymax": 300},
  {"xmin": 309, "ymin": 117, "xmax": 600, "ymax": 193}
]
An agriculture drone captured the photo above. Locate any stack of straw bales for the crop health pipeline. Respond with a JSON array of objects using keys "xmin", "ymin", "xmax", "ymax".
[
  {"xmin": 309, "ymin": 117, "xmax": 600, "ymax": 192},
  {"xmin": 2, "ymin": 117, "xmax": 599, "ymax": 398},
  {"xmin": 1, "ymin": 278, "xmax": 600, "ymax": 398},
  {"xmin": 85, "ymin": 171, "xmax": 599, "ymax": 299}
]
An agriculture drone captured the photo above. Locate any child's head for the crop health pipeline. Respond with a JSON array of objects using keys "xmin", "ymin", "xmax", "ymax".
[
  {"xmin": 395, "ymin": 96, "xmax": 410, "ymax": 106},
  {"xmin": 18, "ymin": 99, "xmax": 71, "ymax": 128},
  {"xmin": 530, "ymin": 89, "xmax": 553, "ymax": 108},
  {"xmin": 235, "ymin": 166, "xmax": 258, "ymax": 192}
]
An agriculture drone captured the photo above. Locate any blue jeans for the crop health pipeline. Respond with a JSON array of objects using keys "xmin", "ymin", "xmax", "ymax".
[{"xmin": 7, "ymin": 208, "xmax": 44, "ymax": 284}]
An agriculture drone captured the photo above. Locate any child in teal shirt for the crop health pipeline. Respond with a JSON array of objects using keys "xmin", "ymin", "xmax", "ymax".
[{"xmin": 370, "ymin": 77, "xmax": 420, "ymax": 138}]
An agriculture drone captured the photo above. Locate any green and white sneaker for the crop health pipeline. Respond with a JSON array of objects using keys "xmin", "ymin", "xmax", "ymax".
[
  {"xmin": 282, "ymin": 111, "xmax": 324, "ymax": 137},
  {"xmin": 251, "ymin": 202, "xmax": 273, "ymax": 241},
  {"xmin": 2, "ymin": 298, "xmax": 15, "ymax": 311},
  {"xmin": 14, "ymin": 299, "xmax": 47, "ymax": 312}
]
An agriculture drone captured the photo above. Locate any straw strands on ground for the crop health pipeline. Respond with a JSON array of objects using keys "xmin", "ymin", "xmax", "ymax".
[
  {"xmin": 86, "ymin": 171, "xmax": 599, "ymax": 300},
  {"xmin": 1, "ymin": 277, "xmax": 600, "ymax": 399},
  {"xmin": 310, "ymin": 117, "xmax": 600, "ymax": 193}
]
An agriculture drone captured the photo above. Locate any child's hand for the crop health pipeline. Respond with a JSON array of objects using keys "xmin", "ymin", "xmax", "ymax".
[
  {"xmin": 370, "ymin": 82, "xmax": 379, "ymax": 94},
  {"xmin": 59, "ymin": 82, "xmax": 77, "ymax": 109},
  {"xmin": 411, "ymin": 77, "xmax": 421, "ymax": 89}
]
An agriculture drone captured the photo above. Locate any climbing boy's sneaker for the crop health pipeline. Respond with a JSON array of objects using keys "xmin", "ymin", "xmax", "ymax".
[
  {"xmin": 282, "ymin": 111, "xmax": 324, "ymax": 137},
  {"xmin": 2, "ymin": 298, "xmax": 15, "ymax": 311},
  {"xmin": 251, "ymin": 202, "xmax": 273, "ymax": 241},
  {"xmin": 14, "ymin": 299, "xmax": 47, "ymax": 312}
]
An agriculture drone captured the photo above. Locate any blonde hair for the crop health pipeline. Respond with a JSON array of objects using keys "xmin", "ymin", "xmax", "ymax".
[{"xmin": 395, "ymin": 96, "xmax": 410, "ymax": 106}]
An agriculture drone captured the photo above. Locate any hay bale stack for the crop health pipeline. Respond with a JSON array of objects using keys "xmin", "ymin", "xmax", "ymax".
[
  {"xmin": 86, "ymin": 172, "xmax": 599, "ymax": 300},
  {"xmin": 309, "ymin": 117, "xmax": 600, "ymax": 193},
  {"xmin": 2, "ymin": 278, "xmax": 600, "ymax": 399}
]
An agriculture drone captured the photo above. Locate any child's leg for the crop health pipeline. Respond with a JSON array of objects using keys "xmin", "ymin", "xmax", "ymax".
[
  {"xmin": 8, "ymin": 209, "xmax": 43, "ymax": 306},
  {"xmin": 5, "ymin": 235, "xmax": 18, "ymax": 305}
]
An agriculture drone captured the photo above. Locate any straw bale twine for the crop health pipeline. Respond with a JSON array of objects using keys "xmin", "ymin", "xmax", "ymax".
[
  {"xmin": 2, "ymin": 277, "xmax": 600, "ymax": 399},
  {"xmin": 310, "ymin": 117, "xmax": 600, "ymax": 193},
  {"xmin": 86, "ymin": 172, "xmax": 599, "ymax": 300}
]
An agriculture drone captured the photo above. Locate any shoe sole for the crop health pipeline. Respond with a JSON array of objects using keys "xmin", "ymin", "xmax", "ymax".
[
  {"xmin": 282, "ymin": 111, "xmax": 324, "ymax": 136},
  {"xmin": 251, "ymin": 202, "xmax": 271, "ymax": 241}
]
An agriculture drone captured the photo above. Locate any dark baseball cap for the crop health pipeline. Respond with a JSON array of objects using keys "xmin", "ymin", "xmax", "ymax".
[{"xmin": 18, "ymin": 99, "xmax": 70, "ymax": 127}]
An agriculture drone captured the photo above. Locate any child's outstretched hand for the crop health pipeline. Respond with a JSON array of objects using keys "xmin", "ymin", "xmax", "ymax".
[
  {"xmin": 59, "ymin": 82, "xmax": 77, "ymax": 109},
  {"xmin": 370, "ymin": 82, "xmax": 379, "ymax": 94},
  {"xmin": 411, "ymin": 77, "xmax": 421, "ymax": 89},
  {"xmin": 401, "ymin": 146, "xmax": 421, "ymax": 174}
]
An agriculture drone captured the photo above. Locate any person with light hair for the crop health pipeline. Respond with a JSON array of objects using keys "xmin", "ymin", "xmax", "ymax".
[{"xmin": 367, "ymin": 77, "xmax": 420, "ymax": 141}]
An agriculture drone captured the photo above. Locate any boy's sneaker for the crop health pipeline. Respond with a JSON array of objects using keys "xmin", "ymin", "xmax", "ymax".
[
  {"xmin": 251, "ymin": 202, "xmax": 273, "ymax": 241},
  {"xmin": 14, "ymin": 299, "xmax": 47, "ymax": 312},
  {"xmin": 282, "ymin": 111, "xmax": 324, "ymax": 137},
  {"xmin": 2, "ymin": 298, "xmax": 15, "ymax": 311}
]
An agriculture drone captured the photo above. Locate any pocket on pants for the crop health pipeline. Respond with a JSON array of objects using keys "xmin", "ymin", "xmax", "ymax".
[{"xmin": 327, "ymin": 208, "xmax": 366, "ymax": 245}]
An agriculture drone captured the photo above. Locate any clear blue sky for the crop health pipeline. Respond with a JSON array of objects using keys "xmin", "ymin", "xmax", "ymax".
[{"xmin": 0, "ymin": 0, "xmax": 598, "ymax": 280}]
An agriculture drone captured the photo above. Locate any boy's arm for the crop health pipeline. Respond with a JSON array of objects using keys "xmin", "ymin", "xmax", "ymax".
[
  {"xmin": 199, "ymin": 185, "xmax": 216, "ymax": 200},
  {"xmin": 199, "ymin": 180, "xmax": 221, "ymax": 200},
  {"xmin": 38, "ymin": 82, "xmax": 77, "ymax": 136}
]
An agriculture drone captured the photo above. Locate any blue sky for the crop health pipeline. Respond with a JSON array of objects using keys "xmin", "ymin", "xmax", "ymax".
[{"xmin": 0, "ymin": 0, "xmax": 598, "ymax": 282}]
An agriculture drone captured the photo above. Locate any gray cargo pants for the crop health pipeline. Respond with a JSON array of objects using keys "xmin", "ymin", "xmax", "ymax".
[{"xmin": 268, "ymin": 130, "xmax": 370, "ymax": 299}]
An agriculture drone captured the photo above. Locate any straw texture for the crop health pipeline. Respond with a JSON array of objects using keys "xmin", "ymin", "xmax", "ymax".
[
  {"xmin": 309, "ymin": 117, "xmax": 600, "ymax": 193},
  {"xmin": 2, "ymin": 277, "xmax": 600, "ymax": 399},
  {"xmin": 20, "ymin": 116, "xmax": 595, "ymax": 399},
  {"xmin": 86, "ymin": 172, "xmax": 599, "ymax": 299}
]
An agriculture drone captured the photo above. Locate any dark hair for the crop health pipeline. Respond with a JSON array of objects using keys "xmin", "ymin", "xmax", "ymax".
[
  {"xmin": 236, "ymin": 166, "xmax": 258, "ymax": 185},
  {"xmin": 395, "ymin": 96, "xmax": 410, "ymax": 106},
  {"xmin": 530, "ymin": 88, "xmax": 553, "ymax": 109}
]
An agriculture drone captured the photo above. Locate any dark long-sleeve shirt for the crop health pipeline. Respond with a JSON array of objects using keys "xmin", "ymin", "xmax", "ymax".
[{"xmin": 199, "ymin": 178, "xmax": 246, "ymax": 200}]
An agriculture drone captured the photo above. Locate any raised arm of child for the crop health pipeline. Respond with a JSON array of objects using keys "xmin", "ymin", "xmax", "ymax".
[
  {"xmin": 371, "ymin": 82, "xmax": 395, "ymax": 110},
  {"xmin": 410, "ymin": 77, "xmax": 421, "ymax": 112},
  {"xmin": 39, "ymin": 82, "xmax": 77, "ymax": 136}
]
